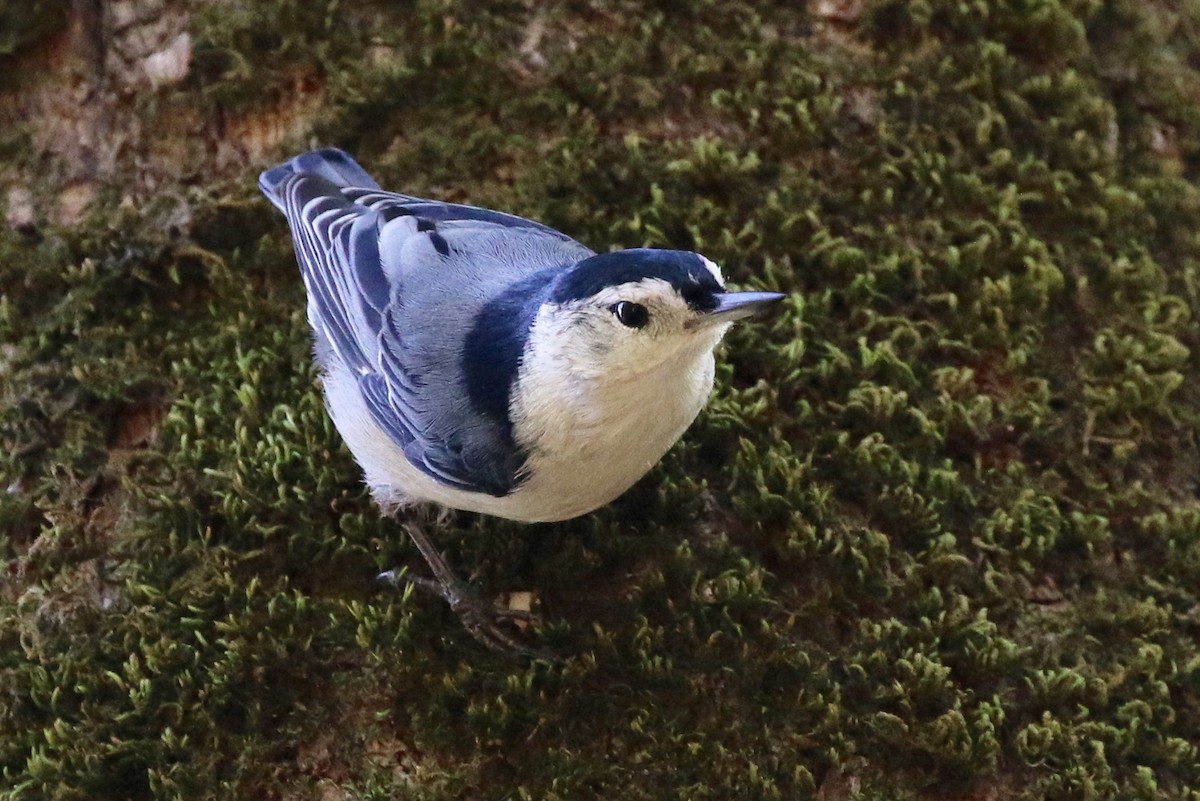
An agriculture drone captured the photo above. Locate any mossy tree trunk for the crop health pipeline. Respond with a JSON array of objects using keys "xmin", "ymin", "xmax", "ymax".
[{"xmin": 2, "ymin": 1, "xmax": 1200, "ymax": 800}]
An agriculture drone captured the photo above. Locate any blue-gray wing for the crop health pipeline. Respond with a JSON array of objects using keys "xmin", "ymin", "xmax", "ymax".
[{"xmin": 266, "ymin": 164, "xmax": 592, "ymax": 495}]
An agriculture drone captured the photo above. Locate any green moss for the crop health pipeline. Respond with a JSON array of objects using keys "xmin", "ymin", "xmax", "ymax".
[
  {"xmin": 0, "ymin": 0, "xmax": 69, "ymax": 59},
  {"xmin": 4, "ymin": 0, "xmax": 1200, "ymax": 799}
]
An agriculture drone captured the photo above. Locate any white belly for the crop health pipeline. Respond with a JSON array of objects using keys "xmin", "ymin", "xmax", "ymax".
[
  {"xmin": 320, "ymin": 348, "xmax": 717, "ymax": 522},
  {"xmin": 505, "ymin": 372, "xmax": 713, "ymax": 519}
]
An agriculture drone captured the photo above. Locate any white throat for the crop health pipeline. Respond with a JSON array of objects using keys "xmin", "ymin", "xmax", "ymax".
[{"xmin": 505, "ymin": 309, "xmax": 725, "ymax": 522}]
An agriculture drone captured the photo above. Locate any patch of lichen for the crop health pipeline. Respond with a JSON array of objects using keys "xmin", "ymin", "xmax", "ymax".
[{"xmin": 3, "ymin": 0, "xmax": 1200, "ymax": 799}]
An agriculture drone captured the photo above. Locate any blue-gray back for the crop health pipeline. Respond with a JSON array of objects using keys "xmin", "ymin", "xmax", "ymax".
[{"xmin": 260, "ymin": 149, "xmax": 594, "ymax": 496}]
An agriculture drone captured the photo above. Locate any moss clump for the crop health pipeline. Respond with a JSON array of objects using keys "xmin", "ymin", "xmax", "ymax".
[
  {"xmin": 3, "ymin": 0, "xmax": 1200, "ymax": 799},
  {"xmin": 0, "ymin": 0, "xmax": 69, "ymax": 59}
]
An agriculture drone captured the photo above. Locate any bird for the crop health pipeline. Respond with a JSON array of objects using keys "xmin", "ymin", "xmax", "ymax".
[{"xmin": 259, "ymin": 147, "xmax": 785, "ymax": 654}]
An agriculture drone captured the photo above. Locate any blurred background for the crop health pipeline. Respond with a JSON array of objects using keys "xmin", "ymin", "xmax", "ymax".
[{"xmin": 2, "ymin": 1, "xmax": 1199, "ymax": 799}]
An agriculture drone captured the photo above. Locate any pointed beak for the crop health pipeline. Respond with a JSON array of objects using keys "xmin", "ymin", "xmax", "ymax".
[{"xmin": 689, "ymin": 291, "xmax": 787, "ymax": 328}]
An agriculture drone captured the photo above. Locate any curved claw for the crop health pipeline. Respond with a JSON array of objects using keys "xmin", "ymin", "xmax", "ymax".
[
  {"xmin": 383, "ymin": 569, "xmax": 537, "ymax": 622},
  {"xmin": 450, "ymin": 595, "xmax": 553, "ymax": 660},
  {"xmin": 378, "ymin": 550, "xmax": 555, "ymax": 660}
]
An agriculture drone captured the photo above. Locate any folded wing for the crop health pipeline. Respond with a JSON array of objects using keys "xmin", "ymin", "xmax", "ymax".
[{"xmin": 263, "ymin": 152, "xmax": 592, "ymax": 495}]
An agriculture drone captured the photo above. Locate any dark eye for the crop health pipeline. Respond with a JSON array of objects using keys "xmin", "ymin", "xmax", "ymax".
[{"xmin": 610, "ymin": 301, "xmax": 649, "ymax": 329}]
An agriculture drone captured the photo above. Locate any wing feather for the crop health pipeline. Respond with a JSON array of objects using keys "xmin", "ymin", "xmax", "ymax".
[{"xmin": 273, "ymin": 169, "xmax": 590, "ymax": 495}]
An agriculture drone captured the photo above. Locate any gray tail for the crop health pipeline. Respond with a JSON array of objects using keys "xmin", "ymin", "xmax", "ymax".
[{"xmin": 258, "ymin": 148, "xmax": 381, "ymax": 213}]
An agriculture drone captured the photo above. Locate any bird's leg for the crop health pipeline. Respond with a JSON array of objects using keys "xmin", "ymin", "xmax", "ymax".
[{"xmin": 378, "ymin": 516, "xmax": 544, "ymax": 658}]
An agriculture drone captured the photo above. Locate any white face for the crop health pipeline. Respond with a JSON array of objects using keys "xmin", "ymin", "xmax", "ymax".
[
  {"xmin": 529, "ymin": 270, "xmax": 731, "ymax": 382},
  {"xmin": 505, "ymin": 257, "xmax": 733, "ymax": 515}
]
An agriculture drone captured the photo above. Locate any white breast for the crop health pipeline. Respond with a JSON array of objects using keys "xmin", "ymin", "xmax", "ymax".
[
  {"xmin": 499, "ymin": 320, "xmax": 724, "ymax": 522},
  {"xmin": 322, "ymin": 345, "xmax": 716, "ymax": 522}
]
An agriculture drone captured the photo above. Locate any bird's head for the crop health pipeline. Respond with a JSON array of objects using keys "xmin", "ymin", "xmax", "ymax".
[{"xmin": 530, "ymin": 249, "xmax": 785, "ymax": 380}]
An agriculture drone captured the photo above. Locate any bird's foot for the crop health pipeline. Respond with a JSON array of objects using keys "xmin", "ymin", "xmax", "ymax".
[{"xmin": 378, "ymin": 567, "xmax": 548, "ymax": 659}]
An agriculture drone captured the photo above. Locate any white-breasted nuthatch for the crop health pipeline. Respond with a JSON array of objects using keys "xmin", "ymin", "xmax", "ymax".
[{"xmin": 259, "ymin": 148, "xmax": 785, "ymax": 653}]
